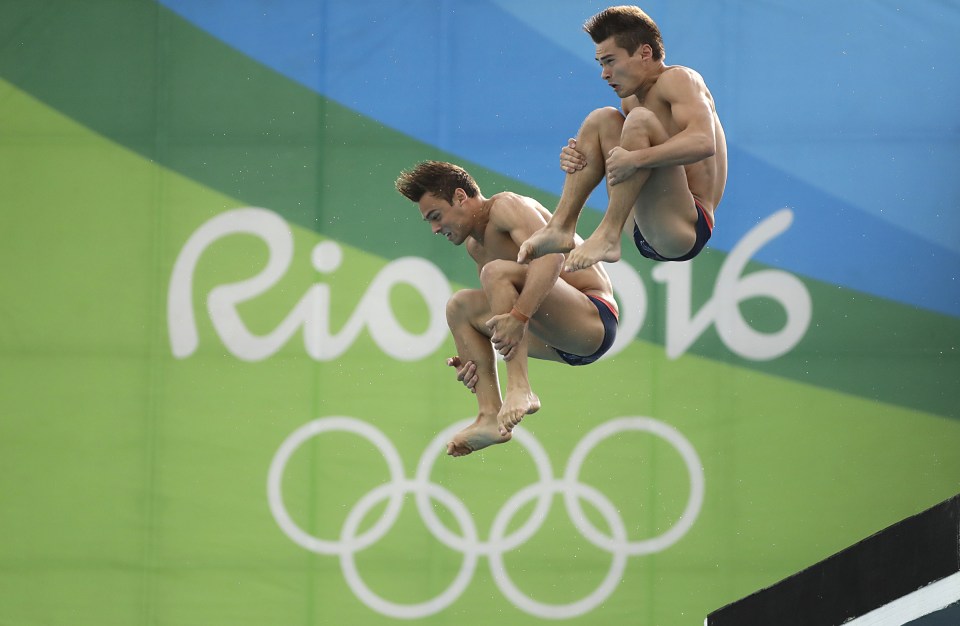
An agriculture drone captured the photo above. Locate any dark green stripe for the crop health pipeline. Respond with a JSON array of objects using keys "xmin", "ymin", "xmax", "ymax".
[
  {"xmin": 2, "ymin": 0, "xmax": 958, "ymax": 419},
  {"xmin": 642, "ymin": 252, "xmax": 960, "ymax": 419}
]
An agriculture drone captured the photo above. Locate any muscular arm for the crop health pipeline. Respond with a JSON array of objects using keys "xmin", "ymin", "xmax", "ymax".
[
  {"xmin": 514, "ymin": 252, "xmax": 563, "ymax": 318},
  {"xmin": 494, "ymin": 196, "xmax": 563, "ymax": 317},
  {"xmin": 629, "ymin": 68, "xmax": 717, "ymax": 169},
  {"xmin": 482, "ymin": 196, "xmax": 563, "ymax": 360}
]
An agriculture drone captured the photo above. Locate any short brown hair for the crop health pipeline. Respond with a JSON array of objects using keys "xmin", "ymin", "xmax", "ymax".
[
  {"xmin": 395, "ymin": 161, "xmax": 480, "ymax": 204},
  {"xmin": 584, "ymin": 6, "xmax": 664, "ymax": 60}
]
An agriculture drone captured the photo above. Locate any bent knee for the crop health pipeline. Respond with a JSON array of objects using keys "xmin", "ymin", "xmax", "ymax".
[
  {"xmin": 584, "ymin": 106, "xmax": 626, "ymax": 130},
  {"xmin": 622, "ymin": 107, "xmax": 667, "ymax": 145},
  {"xmin": 625, "ymin": 106, "xmax": 658, "ymax": 123},
  {"xmin": 478, "ymin": 258, "xmax": 520, "ymax": 287},
  {"xmin": 446, "ymin": 289, "xmax": 484, "ymax": 321}
]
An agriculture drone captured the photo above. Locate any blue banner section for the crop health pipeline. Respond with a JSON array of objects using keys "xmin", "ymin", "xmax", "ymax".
[{"xmin": 156, "ymin": 0, "xmax": 960, "ymax": 317}]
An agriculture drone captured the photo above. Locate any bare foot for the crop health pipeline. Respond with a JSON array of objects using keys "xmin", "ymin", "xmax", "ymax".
[
  {"xmin": 518, "ymin": 226, "xmax": 576, "ymax": 263},
  {"xmin": 447, "ymin": 415, "xmax": 512, "ymax": 457},
  {"xmin": 497, "ymin": 389, "xmax": 540, "ymax": 435},
  {"xmin": 563, "ymin": 231, "xmax": 621, "ymax": 272}
]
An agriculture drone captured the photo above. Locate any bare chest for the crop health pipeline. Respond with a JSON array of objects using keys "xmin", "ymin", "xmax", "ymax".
[
  {"xmin": 468, "ymin": 232, "xmax": 520, "ymax": 268},
  {"xmin": 638, "ymin": 92, "xmax": 680, "ymax": 136}
]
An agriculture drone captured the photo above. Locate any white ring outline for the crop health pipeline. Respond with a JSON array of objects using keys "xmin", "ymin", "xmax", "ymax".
[
  {"xmin": 488, "ymin": 479, "xmax": 628, "ymax": 619},
  {"xmin": 266, "ymin": 416, "xmax": 406, "ymax": 555},
  {"xmin": 563, "ymin": 417, "xmax": 705, "ymax": 555},
  {"xmin": 340, "ymin": 480, "xmax": 479, "ymax": 619},
  {"xmin": 267, "ymin": 415, "xmax": 705, "ymax": 619},
  {"xmin": 414, "ymin": 419, "xmax": 555, "ymax": 555}
]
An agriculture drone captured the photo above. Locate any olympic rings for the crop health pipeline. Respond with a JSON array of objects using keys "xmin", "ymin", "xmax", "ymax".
[
  {"xmin": 340, "ymin": 480, "xmax": 478, "ymax": 619},
  {"xmin": 267, "ymin": 415, "xmax": 705, "ymax": 620}
]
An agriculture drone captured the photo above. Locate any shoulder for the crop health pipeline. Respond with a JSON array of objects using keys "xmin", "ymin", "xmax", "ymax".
[
  {"xmin": 655, "ymin": 65, "xmax": 707, "ymax": 98},
  {"xmin": 488, "ymin": 192, "xmax": 550, "ymax": 232},
  {"xmin": 489, "ymin": 191, "xmax": 527, "ymax": 210},
  {"xmin": 661, "ymin": 65, "xmax": 705, "ymax": 84},
  {"xmin": 489, "ymin": 191, "xmax": 534, "ymax": 220}
]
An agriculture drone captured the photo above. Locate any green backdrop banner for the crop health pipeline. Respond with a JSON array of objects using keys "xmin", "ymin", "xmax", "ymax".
[{"xmin": 1, "ymin": 2, "xmax": 958, "ymax": 625}]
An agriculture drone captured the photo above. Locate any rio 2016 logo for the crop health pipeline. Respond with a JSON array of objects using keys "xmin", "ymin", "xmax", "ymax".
[
  {"xmin": 267, "ymin": 415, "xmax": 705, "ymax": 619},
  {"xmin": 167, "ymin": 206, "xmax": 811, "ymax": 363}
]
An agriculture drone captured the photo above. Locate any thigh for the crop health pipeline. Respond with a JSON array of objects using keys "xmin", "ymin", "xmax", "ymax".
[
  {"xmin": 621, "ymin": 110, "xmax": 698, "ymax": 255},
  {"xmin": 529, "ymin": 280, "xmax": 607, "ymax": 358},
  {"xmin": 447, "ymin": 288, "xmax": 494, "ymax": 336},
  {"xmin": 526, "ymin": 335, "xmax": 568, "ymax": 363},
  {"xmin": 633, "ymin": 166, "xmax": 698, "ymax": 258}
]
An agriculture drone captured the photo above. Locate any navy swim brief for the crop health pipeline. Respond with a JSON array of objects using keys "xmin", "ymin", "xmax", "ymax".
[
  {"xmin": 633, "ymin": 199, "xmax": 714, "ymax": 262},
  {"xmin": 554, "ymin": 295, "xmax": 619, "ymax": 366}
]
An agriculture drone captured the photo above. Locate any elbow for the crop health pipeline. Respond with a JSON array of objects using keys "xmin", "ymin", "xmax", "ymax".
[{"xmin": 698, "ymin": 136, "xmax": 716, "ymax": 160}]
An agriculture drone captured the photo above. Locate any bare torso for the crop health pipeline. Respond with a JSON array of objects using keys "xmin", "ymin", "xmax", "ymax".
[
  {"xmin": 623, "ymin": 66, "xmax": 727, "ymax": 215},
  {"xmin": 468, "ymin": 192, "xmax": 615, "ymax": 302}
]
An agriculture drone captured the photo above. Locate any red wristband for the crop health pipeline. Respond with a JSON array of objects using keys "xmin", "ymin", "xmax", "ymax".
[{"xmin": 510, "ymin": 306, "xmax": 530, "ymax": 323}]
